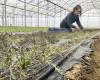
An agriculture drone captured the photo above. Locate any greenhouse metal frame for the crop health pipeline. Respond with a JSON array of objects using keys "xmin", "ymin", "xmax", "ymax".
[{"xmin": 0, "ymin": 0, "xmax": 100, "ymax": 27}]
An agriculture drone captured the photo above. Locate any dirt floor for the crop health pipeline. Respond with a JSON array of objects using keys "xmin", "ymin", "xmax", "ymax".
[{"xmin": 86, "ymin": 38, "xmax": 100, "ymax": 80}]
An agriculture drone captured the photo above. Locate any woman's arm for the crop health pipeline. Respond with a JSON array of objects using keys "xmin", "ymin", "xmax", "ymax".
[{"xmin": 76, "ymin": 16, "xmax": 83, "ymax": 30}]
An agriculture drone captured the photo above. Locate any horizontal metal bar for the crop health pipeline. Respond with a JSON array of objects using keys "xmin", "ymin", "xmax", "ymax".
[
  {"xmin": 46, "ymin": 0, "xmax": 71, "ymax": 12},
  {"xmin": 0, "ymin": 3, "xmax": 54, "ymax": 17}
]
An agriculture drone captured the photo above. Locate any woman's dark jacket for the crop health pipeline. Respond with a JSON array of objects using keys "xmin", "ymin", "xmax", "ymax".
[{"xmin": 60, "ymin": 12, "xmax": 83, "ymax": 30}]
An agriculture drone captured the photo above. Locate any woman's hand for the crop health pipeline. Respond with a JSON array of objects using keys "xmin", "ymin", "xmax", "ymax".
[
  {"xmin": 76, "ymin": 28, "xmax": 81, "ymax": 31},
  {"xmin": 72, "ymin": 27, "xmax": 80, "ymax": 32},
  {"xmin": 76, "ymin": 27, "xmax": 84, "ymax": 31}
]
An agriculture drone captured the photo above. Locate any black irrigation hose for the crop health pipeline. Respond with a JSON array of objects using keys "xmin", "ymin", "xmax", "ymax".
[
  {"xmin": 26, "ymin": 64, "xmax": 55, "ymax": 80},
  {"xmin": 36, "ymin": 32, "xmax": 100, "ymax": 80}
]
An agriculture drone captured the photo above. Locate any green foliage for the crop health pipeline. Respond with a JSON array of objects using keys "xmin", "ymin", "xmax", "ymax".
[
  {"xmin": 0, "ymin": 26, "xmax": 48, "ymax": 32},
  {"xmin": 19, "ymin": 52, "xmax": 31, "ymax": 69}
]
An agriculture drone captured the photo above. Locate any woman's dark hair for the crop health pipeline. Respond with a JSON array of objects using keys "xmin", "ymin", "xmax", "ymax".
[{"xmin": 73, "ymin": 5, "xmax": 82, "ymax": 16}]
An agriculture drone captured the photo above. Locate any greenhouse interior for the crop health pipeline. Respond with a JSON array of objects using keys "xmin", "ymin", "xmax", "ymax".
[
  {"xmin": 0, "ymin": 0, "xmax": 100, "ymax": 80},
  {"xmin": 0, "ymin": 0, "xmax": 100, "ymax": 28}
]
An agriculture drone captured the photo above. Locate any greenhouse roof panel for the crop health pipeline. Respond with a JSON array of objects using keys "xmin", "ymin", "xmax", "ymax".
[{"xmin": 0, "ymin": 0, "xmax": 100, "ymax": 16}]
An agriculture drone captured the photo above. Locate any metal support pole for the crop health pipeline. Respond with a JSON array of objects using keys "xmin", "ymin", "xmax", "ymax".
[
  {"xmin": 16, "ymin": 15, "xmax": 18, "ymax": 26},
  {"xmin": 24, "ymin": 0, "xmax": 26, "ymax": 27},
  {"xmin": 54, "ymin": 5, "xmax": 56, "ymax": 27},
  {"xmin": 59, "ymin": 9, "xmax": 62, "ymax": 28},
  {"xmin": 87, "ymin": 5, "xmax": 89, "ymax": 27},
  {"xmin": 31, "ymin": 15, "xmax": 32, "ymax": 27},
  {"xmin": 2, "ymin": 5, "xmax": 4, "ymax": 26},
  {"xmin": 45, "ymin": 15, "xmax": 46, "ymax": 27},
  {"xmin": 3, "ymin": 0, "xmax": 7, "ymax": 26},
  {"xmin": 49, "ymin": 16, "xmax": 50, "ymax": 28},
  {"xmin": 41, "ymin": 14, "xmax": 42, "ymax": 27},
  {"xmin": 13, "ymin": 14, "xmax": 15, "ymax": 26},
  {"xmin": 38, "ymin": 0, "xmax": 39, "ymax": 27},
  {"xmin": 99, "ymin": 16, "xmax": 100, "ymax": 27},
  {"xmin": 47, "ymin": 1, "xmax": 49, "ymax": 27},
  {"xmin": 22, "ymin": 11, "xmax": 24, "ymax": 26},
  {"xmin": 48, "ymin": 16, "xmax": 50, "ymax": 27},
  {"xmin": 40, "ymin": 14, "xmax": 41, "ymax": 27},
  {"xmin": 60, "ymin": 8, "xmax": 62, "ymax": 25}
]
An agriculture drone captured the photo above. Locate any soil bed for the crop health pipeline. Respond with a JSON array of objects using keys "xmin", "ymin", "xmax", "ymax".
[{"xmin": 86, "ymin": 37, "xmax": 100, "ymax": 80}]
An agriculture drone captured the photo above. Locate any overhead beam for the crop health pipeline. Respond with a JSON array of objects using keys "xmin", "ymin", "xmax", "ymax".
[
  {"xmin": 46, "ymin": 0, "xmax": 71, "ymax": 12},
  {"xmin": 0, "ymin": 3, "xmax": 53, "ymax": 17}
]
